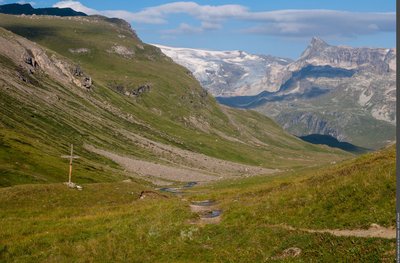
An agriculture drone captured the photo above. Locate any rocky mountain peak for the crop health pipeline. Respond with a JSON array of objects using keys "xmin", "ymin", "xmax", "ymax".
[
  {"xmin": 300, "ymin": 37, "xmax": 329, "ymax": 59},
  {"xmin": 310, "ymin": 37, "xmax": 329, "ymax": 48}
]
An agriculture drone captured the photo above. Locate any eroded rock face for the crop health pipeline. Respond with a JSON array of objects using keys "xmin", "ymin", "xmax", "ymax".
[
  {"xmin": 0, "ymin": 28, "xmax": 93, "ymax": 90},
  {"xmin": 72, "ymin": 65, "xmax": 92, "ymax": 89},
  {"xmin": 277, "ymin": 112, "xmax": 344, "ymax": 140},
  {"xmin": 24, "ymin": 54, "xmax": 38, "ymax": 68}
]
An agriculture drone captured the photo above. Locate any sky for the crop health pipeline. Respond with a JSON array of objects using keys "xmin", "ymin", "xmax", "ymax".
[{"xmin": 4, "ymin": 0, "xmax": 396, "ymax": 58}]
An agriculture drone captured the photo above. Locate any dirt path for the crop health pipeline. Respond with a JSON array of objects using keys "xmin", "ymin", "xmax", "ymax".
[
  {"xmin": 271, "ymin": 224, "xmax": 396, "ymax": 239},
  {"xmin": 85, "ymin": 137, "xmax": 277, "ymax": 185},
  {"xmin": 85, "ymin": 145, "xmax": 217, "ymax": 183},
  {"xmin": 119, "ymin": 131, "xmax": 277, "ymax": 177}
]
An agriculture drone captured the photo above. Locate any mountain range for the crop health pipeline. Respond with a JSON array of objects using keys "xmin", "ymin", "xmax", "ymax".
[
  {"xmin": 0, "ymin": 3, "xmax": 87, "ymax": 16},
  {"xmin": 157, "ymin": 38, "xmax": 396, "ymax": 149}
]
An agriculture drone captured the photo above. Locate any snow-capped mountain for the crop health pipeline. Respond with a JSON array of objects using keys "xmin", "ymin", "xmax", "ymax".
[
  {"xmin": 218, "ymin": 38, "xmax": 396, "ymax": 149},
  {"xmin": 155, "ymin": 38, "xmax": 396, "ymax": 149},
  {"xmin": 153, "ymin": 44, "xmax": 292, "ymax": 96}
]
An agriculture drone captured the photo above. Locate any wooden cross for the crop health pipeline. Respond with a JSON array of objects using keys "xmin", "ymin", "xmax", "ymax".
[{"xmin": 61, "ymin": 144, "xmax": 80, "ymax": 184}]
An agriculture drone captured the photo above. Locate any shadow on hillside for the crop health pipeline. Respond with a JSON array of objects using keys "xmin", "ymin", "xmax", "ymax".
[
  {"xmin": 2, "ymin": 25, "xmax": 57, "ymax": 42},
  {"xmin": 299, "ymin": 134, "xmax": 370, "ymax": 154}
]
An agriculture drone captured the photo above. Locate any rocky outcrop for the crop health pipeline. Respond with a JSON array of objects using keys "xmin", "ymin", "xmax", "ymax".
[
  {"xmin": 92, "ymin": 15, "xmax": 139, "ymax": 39},
  {"xmin": 68, "ymin": 48, "xmax": 90, "ymax": 54},
  {"xmin": 107, "ymin": 44, "xmax": 135, "ymax": 59},
  {"xmin": 131, "ymin": 84, "xmax": 151, "ymax": 97},
  {"xmin": 72, "ymin": 65, "xmax": 92, "ymax": 89},
  {"xmin": 0, "ymin": 28, "xmax": 94, "ymax": 90},
  {"xmin": 109, "ymin": 82, "xmax": 151, "ymax": 98}
]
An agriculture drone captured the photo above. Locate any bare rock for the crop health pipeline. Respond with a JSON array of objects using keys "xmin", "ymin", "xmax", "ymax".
[
  {"xmin": 131, "ymin": 84, "xmax": 151, "ymax": 97},
  {"xmin": 82, "ymin": 76, "xmax": 92, "ymax": 88},
  {"xmin": 0, "ymin": 29, "xmax": 94, "ymax": 90},
  {"xmin": 68, "ymin": 48, "xmax": 90, "ymax": 54},
  {"xmin": 107, "ymin": 45, "xmax": 134, "ymax": 58},
  {"xmin": 139, "ymin": 190, "xmax": 168, "ymax": 200},
  {"xmin": 109, "ymin": 83, "xmax": 151, "ymax": 97},
  {"xmin": 73, "ymin": 65, "xmax": 83, "ymax": 77},
  {"xmin": 272, "ymin": 247, "xmax": 302, "ymax": 260},
  {"xmin": 72, "ymin": 65, "xmax": 92, "ymax": 89},
  {"xmin": 64, "ymin": 182, "xmax": 83, "ymax": 190}
]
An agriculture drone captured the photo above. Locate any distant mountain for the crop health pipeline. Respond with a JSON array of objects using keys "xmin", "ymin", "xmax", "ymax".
[
  {"xmin": 159, "ymin": 38, "xmax": 396, "ymax": 150},
  {"xmin": 154, "ymin": 44, "xmax": 292, "ymax": 97},
  {"xmin": 0, "ymin": 3, "xmax": 87, "ymax": 16},
  {"xmin": 217, "ymin": 38, "xmax": 396, "ymax": 149}
]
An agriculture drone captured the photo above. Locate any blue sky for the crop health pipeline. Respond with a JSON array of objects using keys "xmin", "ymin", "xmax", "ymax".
[{"xmin": 6, "ymin": 0, "xmax": 396, "ymax": 58}]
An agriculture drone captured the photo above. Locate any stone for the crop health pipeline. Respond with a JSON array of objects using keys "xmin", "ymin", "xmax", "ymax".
[
  {"xmin": 73, "ymin": 65, "xmax": 83, "ymax": 77},
  {"xmin": 272, "ymin": 247, "xmax": 302, "ymax": 260},
  {"xmin": 82, "ymin": 76, "xmax": 92, "ymax": 89}
]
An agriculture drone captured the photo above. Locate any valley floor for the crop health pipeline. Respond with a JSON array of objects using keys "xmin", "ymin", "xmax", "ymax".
[{"xmin": 0, "ymin": 145, "xmax": 395, "ymax": 262}]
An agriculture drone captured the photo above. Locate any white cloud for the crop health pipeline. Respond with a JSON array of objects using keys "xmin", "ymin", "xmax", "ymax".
[
  {"xmin": 239, "ymin": 10, "xmax": 395, "ymax": 37},
  {"xmin": 17, "ymin": 1, "xmax": 36, "ymax": 5},
  {"xmin": 53, "ymin": 1, "xmax": 246, "ymax": 25},
  {"xmin": 53, "ymin": 0, "xmax": 97, "ymax": 15},
  {"xmin": 161, "ymin": 21, "xmax": 222, "ymax": 35},
  {"xmin": 162, "ymin": 23, "xmax": 203, "ymax": 35},
  {"xmin": 52, "ymin": 1, "xmax": 395, "ymax": 38},
  {"xmin": 129, "ymin": 2, "xmax": 247, "ymax": 24}
]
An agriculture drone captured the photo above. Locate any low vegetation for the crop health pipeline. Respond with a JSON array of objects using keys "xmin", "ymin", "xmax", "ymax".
[{"xmin": 0, "ymin": 146, "xmax": 395, "ymax": 262}]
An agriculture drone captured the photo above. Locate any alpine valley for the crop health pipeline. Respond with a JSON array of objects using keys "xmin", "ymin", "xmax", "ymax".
[
  {"xmin": 0, "ymin": 3, "xmax": 396, "ymax": 262},
  {"xmin": 157, "ymin": 38, "xmax": 396, "ymax": 150}
]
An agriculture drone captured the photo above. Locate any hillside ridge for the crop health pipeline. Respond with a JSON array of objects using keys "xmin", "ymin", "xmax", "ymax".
[{"xmin": 0, "ymin": 14, "xmax": 347, "ymax": 186}]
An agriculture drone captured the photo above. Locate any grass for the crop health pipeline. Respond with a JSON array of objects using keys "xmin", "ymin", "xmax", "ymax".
[
  {"xmin": 192, "ymin": 145, "xmax": 396, "ymax": 230},
  {"xmin": 0, "ymin": 146, "xmax": 395, "ymax": 262}
]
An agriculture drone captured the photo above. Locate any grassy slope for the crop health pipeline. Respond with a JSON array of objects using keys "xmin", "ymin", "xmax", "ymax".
[
  {"xmin": 196, "ymin": 145, "xmax": 395, "ymax": 229},
  {"xmin": 0, "ymin": 14, "xmax": 348, "ymax": 186},
  {"xmin": 0, "ymin": 146, "xmax": 395, "ymax": 262}
]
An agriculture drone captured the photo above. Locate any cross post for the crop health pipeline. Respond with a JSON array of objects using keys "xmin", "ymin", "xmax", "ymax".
[{"xmin": 61, "ymin": 144, "xmax": 80, "ymax": 184}]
